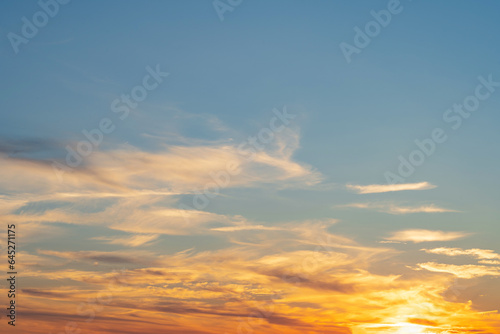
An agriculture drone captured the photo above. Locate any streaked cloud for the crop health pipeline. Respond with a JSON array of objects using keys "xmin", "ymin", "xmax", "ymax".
[
  {"xmin": 0, "ymin": 128, "xmax": 321, "ymax": 197},
  {"xmin": 340, "ymin": 202, "xmax": 457, "ymax": 214},
  {"xmin": 417, "ymin": 262, "xmax": 500, "ymax": 279},
  {"xmin": 91, "ymin": 234, "xmax": 160, "ymax": 247},
  {"xmin": 37, "ymin": 249, "xmax": 158, "ymax": 265},
  {"xmin": 422, "ymin": 247, "xmax": 500, "ymax": 260},
  {"xmin": 1, "ymin": 121, "xmax": 498, "ymax": 333},
  {"xmin": 386, "ymin": 229, "xmax": 470, "ymax": 243},
  {"xmin": 16, "ymin": 219, "xmax": 500, "ymax": 333},
  {"xmin": 346, "ymin": 181, "xmax": 436, "ymax": 194},
  {"xmin": 211, "ymin": 225, "xmax": 283, "ymax": 232},
  {"xmin": 1, "ymin": 194, "xmax": 243, "ymax": 236},
  {"xmin": 479, "ymin": 260, "xmax": 500, "ymax": 265}
]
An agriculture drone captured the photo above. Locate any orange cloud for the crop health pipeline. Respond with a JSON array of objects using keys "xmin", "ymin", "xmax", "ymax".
[{"xmin": 11, "ymin": 220, "xmax": 500, "ymax": 334}]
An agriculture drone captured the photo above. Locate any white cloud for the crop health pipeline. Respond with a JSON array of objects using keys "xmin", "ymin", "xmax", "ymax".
[
  {"xmin": 92, "ymin": 234, "xmax": 160, "ymax": 247},
  {"xmin": 417, "ymin": 262, "xmax": 500, "ymax": 279},
  {"xmin": 340, "ymin": 202, "xmax": 457, "ymax": 214},
  {"xmin": 211, "ymin": 225, "xmax": 283, "ymax": 232},
  {"xmin": 346, "ymin": 182, "xmax": 436, "ymax": 194},
  {"xmin": 422, "ymin": 247, "xmax": 500, "ymax": 260},
  {"xmin": 0, "ymin": 126, "xmax": 322, "ymax": 198},
  {"xmin": 386, "ymin": 229, "xmax": 470, "ymax": 243}
]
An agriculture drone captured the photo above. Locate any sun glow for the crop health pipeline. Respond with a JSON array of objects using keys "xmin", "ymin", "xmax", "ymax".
[
  {"xmin": 363, "ymin": 322, "xmax": 435, "ymax": 334},
  {"xmin": 393, "ymin": 323, "xmax": 433, "ymax": 334}
]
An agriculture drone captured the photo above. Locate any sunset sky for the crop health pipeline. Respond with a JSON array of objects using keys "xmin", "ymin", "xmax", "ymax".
[{"xmin": 1, "ymin": 1, "xmax": 500, "ymax": 333}]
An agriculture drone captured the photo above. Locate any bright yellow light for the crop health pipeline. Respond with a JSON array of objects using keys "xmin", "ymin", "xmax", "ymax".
[
  {"xmin": 393, "ymin": 323, "xmax": 429, "ymax": 334},
  {"xmin": 362, "ymin": 322, "xmax": 436, "ymax": 334}
]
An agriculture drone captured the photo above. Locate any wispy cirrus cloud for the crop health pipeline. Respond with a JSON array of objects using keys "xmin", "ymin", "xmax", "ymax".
[
  {"xmin": 478, "ymin": 260, "xmax": 500, "ymax": 265},
  {"xmin": 211, "ymin": 218, "xmax": 340, "ymax": 234},
  {"xmin": 346, "ymin": 181, "xmax": 436, "ymax": 194},
  {"xmin": 2, "ymin": 196, "xmax": 239, "ymax": 236},
  {"xmin": 339, "ymin": 202, "xmax": 457, "ymax": 214},
  {"xmin": 91, "ymin": 234, "xmax": 160, "ymax": 247},
  {"xmin": 0, "ymin": 127, "xmax": 321, "ymax": 196},
  {"xmin": 422, "ymin": 247, "xmax": 500, "ymax": 261},
  {"xmin": 37, "ymin": 249, "xmax": 159, "ymax": 265},
  {"xmin": 386, "ymin": 229, "xmax": 470, "ymax": 243},
  {"xmin": 417, "ymin": 262, "xmax": 500, "ymax": 279},
  {"xmin": 211, "ymin": 225, "xmax": 283, "ymax": 232}
]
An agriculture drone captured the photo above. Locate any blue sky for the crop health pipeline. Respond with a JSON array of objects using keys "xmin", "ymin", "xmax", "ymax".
[
  {"xmin": 3, "ymin": 0, "xmax": 498, "ymax": 237},
  {"xmin": 1, "ymin": 1, "xmax": 500, "ymax": 333}
]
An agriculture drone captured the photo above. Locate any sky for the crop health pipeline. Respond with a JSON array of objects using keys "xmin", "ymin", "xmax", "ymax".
[{"xmin": 1, "ymin": 0, "xmax": 500, "ymax": 333}]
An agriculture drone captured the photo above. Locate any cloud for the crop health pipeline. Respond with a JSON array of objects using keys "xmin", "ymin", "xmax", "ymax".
[
  {"xmin": 417, "ymin": 262, "xmax": 500, "ymax": 279},
  {"xmin": 346, "ymin": 182, "xmax": 436, "ymax": 194},
  {"xmin": 22, "ymin": 288, "xmax": 75, "ymax": 299},
  {"xmin": 211, "ymin": 219, "xmax": 340, "ymax": 234},
  {"xmin": 14, "ymin": 218, "xmax": 500, "ymax": 333},
  {"xmin": 37, "ymin": 249, "xmax": 158, "ymax": 265},
  {"xmin": 211, "ymin": 225, "xmax": 283, "ymax": 232},
  {"xmin": 2, "ymin": 194, "xmax": 242, "ymax": 236},
  {"xmin": 0, "ymin": 125, "xmax": 325, "ymax": 242},
  {"xmin": 91, "ymin": 234, "xmax": 160, "ymax": 247},
  {"xmin": 386, "ymin": 229, "xmax": 470, "ymax": 243},
  {"xmin": 0, "ymin": 137, "xmax": 63, "ymax": 155},
  {"xmin": 340, "ymin": 202, "xmax": 457, "ymax": 214},
  {"xmin": 2, "ymin": 129, "xmax": 499, "ymax": 332},
  {"xmin": 8, "ymin": 221, "xmax": 65, "ymax": 243},
  {"xmin": 0, "ymin": 127, "xmax": 321, "ymax": 197},
  {"xmin": 479, "ymin": 260, "xmax": 500, "ymax": 265},
  {"xmin": 422, "ymin": 247, "xmax": 500, "ymax": 260},
  {"xmin": 15, "ymin": 251, "xmax": 68, "ymax": 270}
]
